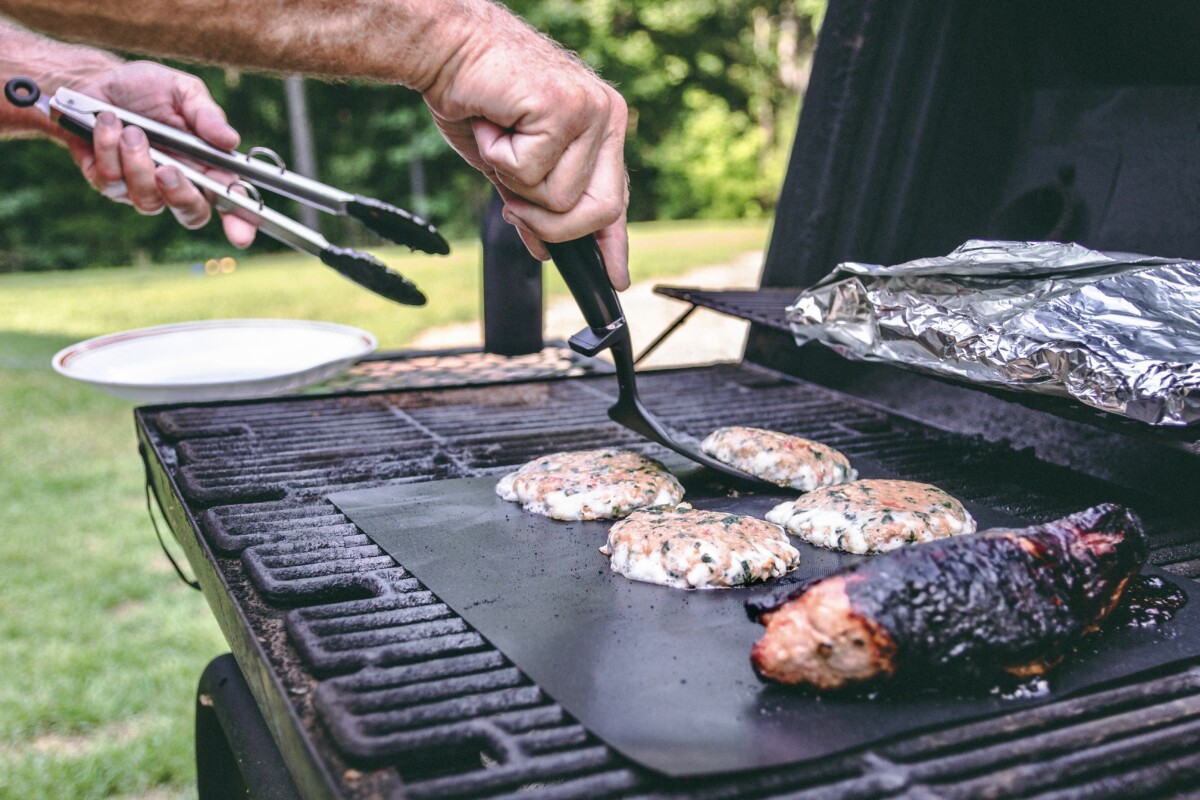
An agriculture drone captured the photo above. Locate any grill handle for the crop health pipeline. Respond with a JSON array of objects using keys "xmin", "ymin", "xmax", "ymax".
[{"xmin": 545, "ymin": 236, "xmax": 626, "ymax": 356}]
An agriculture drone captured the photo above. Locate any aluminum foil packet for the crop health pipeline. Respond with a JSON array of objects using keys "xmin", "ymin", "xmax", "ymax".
[{"xmin": 787, "ymin": 240, "xmax": 1200, "ymax": 426}]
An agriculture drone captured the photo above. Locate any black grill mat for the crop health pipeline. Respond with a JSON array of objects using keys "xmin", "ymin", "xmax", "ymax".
[{"xmin": 329, "ymin": 462, "xmax": 1200, "ymax": 778}]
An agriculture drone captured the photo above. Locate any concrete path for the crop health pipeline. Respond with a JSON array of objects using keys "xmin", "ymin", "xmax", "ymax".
[{"xmin": 409, "ymin": 250, "xmax": 766, "ymax": 368}]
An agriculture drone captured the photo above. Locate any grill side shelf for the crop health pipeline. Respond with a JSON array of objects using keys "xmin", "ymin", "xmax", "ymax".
[
  {"xmin": 652, "ymin": 285, "xmax": 800, "ymax": 333},
  {"xmin": 660, "ymin": 287, "xmax": 1200, "ymax": 476}
]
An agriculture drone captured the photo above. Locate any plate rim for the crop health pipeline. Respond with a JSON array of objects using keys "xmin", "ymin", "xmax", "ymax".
[{"xmin": 51, "ymin": 318, "xmax": 377, "ymax": 391}]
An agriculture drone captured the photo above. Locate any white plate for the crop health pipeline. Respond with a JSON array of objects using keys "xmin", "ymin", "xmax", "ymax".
[{"xmin": 53, "ymin": 319, "xmax": 377, "ymax": 403}]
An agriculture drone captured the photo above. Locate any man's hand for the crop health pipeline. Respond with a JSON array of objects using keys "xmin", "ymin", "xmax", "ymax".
[
  {"xmin": 423, "ymin": 6, "xmax": 630, "ymax": 290},
  {"xmin": 70, "ymin": 61, "xmax": 256, "ymax": 247}
]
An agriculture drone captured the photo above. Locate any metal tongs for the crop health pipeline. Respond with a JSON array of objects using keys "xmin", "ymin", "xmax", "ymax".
[
  {"xmin": 547, "ymin": 237, "xmax": 773, "ymax": 486},
  {"xmin": 4, "ymin": 77, "xmax": 449, "ymax": 306}
]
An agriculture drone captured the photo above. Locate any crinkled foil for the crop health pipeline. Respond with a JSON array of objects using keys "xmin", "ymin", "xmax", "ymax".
[{"xmin": 787, "ymin": 240, "xmax": 1200, "ymax": 426}]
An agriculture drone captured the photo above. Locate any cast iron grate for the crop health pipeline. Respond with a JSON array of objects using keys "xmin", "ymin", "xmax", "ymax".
[{"xmin": 143, "ymin": 365, "xmax": 1200, "ymax": 799}]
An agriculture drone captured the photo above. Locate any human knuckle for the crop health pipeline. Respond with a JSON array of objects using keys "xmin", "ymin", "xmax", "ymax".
[
  {"xmin": 542, "ymin": 185, "xmax": 580, "ymax": 214},
  {"xmin": 130, "ymin": 193, "xmax": 161, "ymax": 213},
  {"xmin": 569, "ymin": 82, "xmax": 594, "ymax": 108},
  {"xmin": 594, "ymin": 81, "xmax": 616, "ymax": 108},
  {"xmin": 97, "ymin": 164, "xmax": 123, "ymax": 182},
  {"xmin": 121, "ymin": 60, "xmax": 150, "ymax": 78},
  {"xmin": 552, "ymin": 84, "xmax": 588, "ymax": 124},
  {"xmin": 609, "ymin": 90, "xmax": 628, "ymax": 125},
  {"xmin": 181, "ymin": 74, "xmax": 208, "ymax": 96},
  {"xmin": 579, "ymin": 84, "xmax": 611, "ymax": 121},
  {"xmin": 595, "ymin": 204, "xmax": 622, "ymax": 230}
]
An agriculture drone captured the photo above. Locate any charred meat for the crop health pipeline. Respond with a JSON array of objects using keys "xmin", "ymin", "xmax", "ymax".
[{"xmin": 749, "ymin": 504, "xmax": 1146, "ymax": 690}]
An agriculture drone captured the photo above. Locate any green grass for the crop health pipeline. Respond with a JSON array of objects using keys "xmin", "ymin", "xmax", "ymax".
[
  {"xmin": 0, "ymin": 218, "xmax": 768, "ymax": 799},
  {"xmin": 0, "ymin": 218, "xmax": 769, "ymax": 351}
]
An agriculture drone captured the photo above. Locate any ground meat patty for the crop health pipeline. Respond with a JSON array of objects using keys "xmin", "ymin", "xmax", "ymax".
[
  {"xmin": 600, "ymin": 503, "xmax": 800, "ymax": 589},
  {"xmin": 766, "ymin": 479, "xmax": 975, "ymax": 554},
  {"xmin": 700, "ymin": 426, "xmax": 856, "ymax": 490},
  {"xmin": 496, "ymin": 449, "xmax": 684, "ymax": 521}
]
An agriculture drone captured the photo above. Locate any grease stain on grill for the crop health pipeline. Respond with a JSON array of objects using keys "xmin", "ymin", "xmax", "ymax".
[{"xmin": 1109, "ymin": 574, "xmax": 1189, "ymax": 629}]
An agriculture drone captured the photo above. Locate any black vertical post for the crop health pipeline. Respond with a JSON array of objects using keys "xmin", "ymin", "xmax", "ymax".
[
  {"xmin": 283, "ymin": 74, "xmax": 319, "ymax": 232},
  {"xmin": 482, "ymin": 189, "xmax": 544, "ymax": 355}
]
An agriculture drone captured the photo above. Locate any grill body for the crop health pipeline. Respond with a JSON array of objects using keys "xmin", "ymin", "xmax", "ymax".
[
  {"xmin": 764, "ymin": 0, "xmax": 1200, "ymax": 289},
  {"xmin": 139, "ymin": 363, "xmax": 1200, "ymax": 800}
]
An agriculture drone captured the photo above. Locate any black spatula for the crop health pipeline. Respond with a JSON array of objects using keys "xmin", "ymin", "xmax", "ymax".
[{"xmin": 546, "ymin": 235, "xmax": 775, "ymax": 487}]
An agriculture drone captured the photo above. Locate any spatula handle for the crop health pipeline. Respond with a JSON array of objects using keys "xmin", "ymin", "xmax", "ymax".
[{"xmin": 545, "ymin": 236, "xmax": 623, "ymax": 330}]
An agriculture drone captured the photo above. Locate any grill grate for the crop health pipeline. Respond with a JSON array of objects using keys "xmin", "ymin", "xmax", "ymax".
[
  {"xmin": 200, "ymin": 501, "xmax": 356, "ymax": 552},
  {"xmin": 140, "ymin": 365, "xmax": 1200, "ymax": 799},
  {"xmin": 653, "ymin": 286, "xmax": 797, "ymax": 332}
]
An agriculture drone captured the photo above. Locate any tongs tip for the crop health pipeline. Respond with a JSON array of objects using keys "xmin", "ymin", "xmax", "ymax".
[
  {"xmin": 320, "ymin": 246, "xmax": 427, "ymax": 306},
  {"xmin": 347, "ymin": 196, "xmax": 450, "ymax": 256}
]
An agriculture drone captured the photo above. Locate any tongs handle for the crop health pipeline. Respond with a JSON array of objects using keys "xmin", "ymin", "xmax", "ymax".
[
  {"xmin": 16, "ymin": 81, "xmax": 447, "ymax": 255},
  {"xmin": 3, "ymin": 77, "xmax": 428, "ymax": 306},
  {"xmin": 545, "ymin": 236, "xmax": 627, "ymax": 356}
]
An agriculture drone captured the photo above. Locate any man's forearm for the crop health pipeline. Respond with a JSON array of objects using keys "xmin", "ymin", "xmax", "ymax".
[
  {"xmin": 0, "ymin": 0, "xmax": 486, "ymax": 92},
  {"xmin": 0, "ymin": 18, "xmax": 122, "ymax": 139},
  {"xmin": 0, "ymin": 1, "xmax": 633, "ymax": 282}
]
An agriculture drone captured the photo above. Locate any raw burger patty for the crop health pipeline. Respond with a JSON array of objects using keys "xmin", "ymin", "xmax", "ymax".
[
  {"xmin": 496, "ymin": 449, "xmax": 684, "ymax": 521},
  {"xmin": 766, "ymin": 479, "xmax": 975, "ymax": 554},
  {"xmin": 700, "ymin": 426, "xmax": 856, "ymax": 490},
  {"xmin": 601, "ymin": 503, "xmax": 800, "ymax": 589}
]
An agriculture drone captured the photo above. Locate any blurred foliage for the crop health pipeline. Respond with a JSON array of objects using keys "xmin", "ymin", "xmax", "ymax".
[
  {"xmin": 511, "ymin": 0, "xmax": 822, "ymax": 220},
  {"xmin": 0, "ymin": 1, "xmax": 822, "ymax": 272}
]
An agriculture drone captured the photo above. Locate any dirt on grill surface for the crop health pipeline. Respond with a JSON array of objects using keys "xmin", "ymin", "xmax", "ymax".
[{"xmin": 217, "ymin": 546, "xmax": 405, "ymax": 798}]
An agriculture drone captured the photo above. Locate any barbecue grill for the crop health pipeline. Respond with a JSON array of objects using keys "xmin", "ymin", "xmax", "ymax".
[{"xmin": 138, "ymin": 0, "xmax": 1200, "ymax": 797}]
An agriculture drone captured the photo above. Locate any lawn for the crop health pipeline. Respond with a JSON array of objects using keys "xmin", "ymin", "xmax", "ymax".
[
  {"xmin": 0, "ymin": 218, "xmax": 770, "ymax": 800},
  {"xmin": 0, "ymin": 219, "xmax": 770, "ymax": 351}
]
